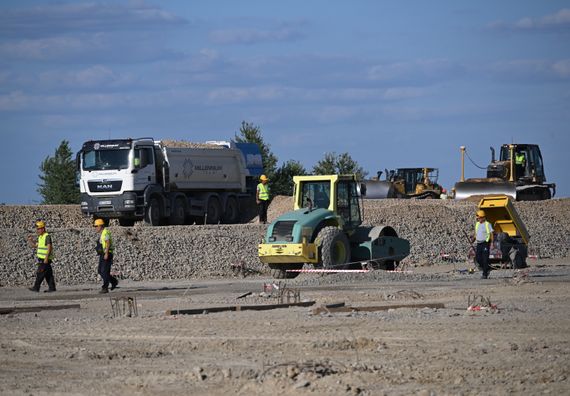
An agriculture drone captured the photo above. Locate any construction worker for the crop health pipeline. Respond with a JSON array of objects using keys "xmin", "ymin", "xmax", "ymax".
[
  {"xmin": 256, "ymin": 174, "xmax": 270, "ymax": 224},
  {"xmin": 473, "ymin": 209, "xmax": 494, "ymax": 279},
  {"xmin": 94, "ymin": 219, "xmax": 118, "ymax": 293},
  {"xmin": 515, "ymin": 151, "xmax": 526, "ymax": 179},
  {"xmin": 27, "ymin": 221, "xmax": 56, "ymax": 292},
  {"xmin": 440, "ymin": 188, "xmax": 448, "ymax": 199}
]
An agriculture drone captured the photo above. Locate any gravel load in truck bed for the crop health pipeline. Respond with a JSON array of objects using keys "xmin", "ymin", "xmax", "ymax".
[{"xmin": 1, "ymin": 198, "xmax": 568, "ymax": 286}]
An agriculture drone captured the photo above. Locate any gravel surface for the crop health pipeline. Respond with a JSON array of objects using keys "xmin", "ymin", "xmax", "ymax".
[{"xmin": 1, "ymin": 198, "xmax": 568, "ymax": 287}]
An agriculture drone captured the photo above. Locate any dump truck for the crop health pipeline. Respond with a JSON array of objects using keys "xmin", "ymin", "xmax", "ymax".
[
  {"xmin": 454, "ymin": 144, "xmax": 555, "ymax": 201},
  {"xmin": 468, "ymin": 195, "xmax": 530, "ymax": 269},
  {"xmin": 365, "ymin": 168, "xmax": 443, "ymax": 199},
  {"xmin": 258, "ymin": 174, "xmax": 410, "ymax": 278},
  {"xmin": 78, "ymin": 138, "xmax": 262, "ymax": 226}
]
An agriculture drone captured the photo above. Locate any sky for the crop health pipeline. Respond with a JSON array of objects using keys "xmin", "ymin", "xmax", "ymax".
[{"xmin": 1, "ymin": 0, "xmax": 569, "ymax": 203}]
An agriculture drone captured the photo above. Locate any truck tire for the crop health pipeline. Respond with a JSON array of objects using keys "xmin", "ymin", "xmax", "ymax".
[
  {"xmin": 169, "ymin": 197, "xmax": 186, "ymax": 225},
  {"xmin": 316, "ymin": 226, "xmax": 350, "ymax": 269},
  {"xmin": 145, "ymin": 197, "xmax": 162, "ymax": 226},
  {"xmin": 206, "ymin": 197, "xmax": 222, "ymax": 224},
  {"xmin": 222, "ymin": 197, "xmax": 240, "ymax": 224}
]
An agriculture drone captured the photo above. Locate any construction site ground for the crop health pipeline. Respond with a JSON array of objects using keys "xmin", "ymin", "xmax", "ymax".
[{"xmin": 1, "ymin": 259, "xmax": 569, "ymax": 395}]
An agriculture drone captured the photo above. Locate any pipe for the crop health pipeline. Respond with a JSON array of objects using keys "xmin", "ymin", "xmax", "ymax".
[{"xmin": 460, "ymin": 146, "xmax": 465, "ymax": 182}]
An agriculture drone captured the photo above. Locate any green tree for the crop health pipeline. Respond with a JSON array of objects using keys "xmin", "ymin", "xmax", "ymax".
[
  {"xmin": 37, "ymin": 140, "xmax": 80, "ymax": 204},
  {"xmin": 271, "ymin": 160, "xmax": 307, "ymax": 196},
  {"xmin": 312, "ymin": 152, "xmax": 368, "ymax": 180},
  {"xmin": 235, "ymin": 121, "xmax": 278, "ymax": 177}
]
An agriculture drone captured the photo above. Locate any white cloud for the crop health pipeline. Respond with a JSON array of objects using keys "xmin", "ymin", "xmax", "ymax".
[
  {"xmin": 0, "ymin": 2, "xmax": 187, "ymax": 38},
  {"xmin": 489, "ymin": 8, "xmax": 570, "ymax": 33},
  {"xmin": 209, "ymin": 22, "xmax": 306, "ymax": 45},
  {"xmin": 368, "ymin": 59, "xmax": 460, "ymax": 82},
  {"xmin": 38, "ymin": 66, "xmax": 135, "ymax": 89}
]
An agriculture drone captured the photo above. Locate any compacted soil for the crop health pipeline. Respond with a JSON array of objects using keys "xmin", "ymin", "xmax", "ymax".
[{"xmin": 1, "ymin": 259, "xmax": 569, "ymax": 395}]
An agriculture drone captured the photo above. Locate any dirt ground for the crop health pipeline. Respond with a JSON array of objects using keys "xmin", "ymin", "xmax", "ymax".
[{"xmin": 1, "ymin": 259, "xmax": 569, "ymax": 395}]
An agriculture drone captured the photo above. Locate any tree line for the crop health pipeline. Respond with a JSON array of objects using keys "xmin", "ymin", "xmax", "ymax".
[{"xmin": 38, "ymin": 122, "xmax": 367, "ymax": 204}]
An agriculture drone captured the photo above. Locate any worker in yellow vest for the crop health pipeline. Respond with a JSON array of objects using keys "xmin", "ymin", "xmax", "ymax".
[
  {"xmin": 256, "ymin": 174, "xmax": 270, "ymax": 224},
  {"xmin": 27, "ymin": 221, "xmax": 56, "ymax": 292},
  {"xmin": 94, "ymin": 219, "xmax": 118, "ymax": 293},
  {"xmin": 472, "ymin": 210, "xmax": 494, "ymax": 279},
  {"xmin": 515, "ymin": 151, "xmax": 526, "ymax": 179}
]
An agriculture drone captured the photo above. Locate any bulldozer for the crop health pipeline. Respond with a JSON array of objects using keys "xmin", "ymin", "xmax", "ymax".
[
  {"xmin": 454, "ymin": 144, "xmax": 555, "ymax": 201},
  {"xmin": 258, "ymin": 174, "xmax": 410, "ymax": 279},
  {"xmin": 364, "ymin": 168, "xmax": 443, "ymax": 199}
]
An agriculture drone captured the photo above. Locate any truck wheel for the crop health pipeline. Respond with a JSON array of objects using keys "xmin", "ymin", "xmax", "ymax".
[
  {"xmin": 316, "ymin": 226, "xmax": 350, "ymax": 269},
  {"xmin": 206, "ymin": 197, "xmax": 222, "ymax": 224},
  {"xmin": 169, "ymin": 197, "xmax": 186, "ymax": 225},
  {"xmin": 222, "ymin": 197, "xmax": 240, "ymax": 224},
  {"xmin": 118, "ymin": 218, "xmax": 135, "ymax": 227},
  {"xmin": 145, "ymin": 197, "xmax": 162, "ymax": 226}
]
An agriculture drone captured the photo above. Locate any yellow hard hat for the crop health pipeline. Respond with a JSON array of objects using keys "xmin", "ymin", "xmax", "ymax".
[
  {"xmin": 35, "ymin": 221, "xmax": 46, "ymax": 229},
  {"xmin": 260, "ymin": 174, "xmax": 269, "ymax": 181},
  {"xmin": 93, "ymin": 219, "xmax": 105, "ymax": 227},
  {"xmin": 476, "ymin": 210, "xmax": 485, "ymax": 218}
]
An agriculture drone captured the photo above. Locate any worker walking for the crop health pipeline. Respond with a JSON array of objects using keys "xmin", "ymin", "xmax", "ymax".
[
  {"xmin": 473, "ymin": 210, "xmax": 494, "ymax": 279},
  {"xmin": 256, "ymin": 174, "xmax": 270, "ymax": 224},
  {"xmin": 27, "ymin": 221, "xmax": 56, "ymax": 292},
  {"xmin": 94, "ymin": 219, "xmax": 118, "ymax": 293}
]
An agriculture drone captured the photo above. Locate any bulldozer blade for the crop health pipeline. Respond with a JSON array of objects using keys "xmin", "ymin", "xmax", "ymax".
[
  {"xmin": 363, "ymin": 180, "xmax": 394, "ymax": 199},
  {"xmin": 454, "ymin": 180, "xmax": 517, "ymax": 200}
]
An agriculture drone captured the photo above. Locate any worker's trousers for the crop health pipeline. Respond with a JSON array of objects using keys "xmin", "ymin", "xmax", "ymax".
[
  {"xmin": 32, "ymin": 260, "xmax": 56, "ymax": 291},
  {"xmin": 98, "ymin": 254, "xmax": 118, "ymax": 290},
  {"xmin": 258, "ymin": 199, "xmax": 269, "ymax": 224},
  {"xmin": 475, "ymin": 242, "xmax": 491, "ymax": 277}
]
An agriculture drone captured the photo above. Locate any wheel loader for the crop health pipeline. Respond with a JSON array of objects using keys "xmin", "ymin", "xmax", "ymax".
[
  {"xmin": 258, "ymin": 174, "xmax": 410, "ymax": 279},
  {"xmin": 453, "ymin": 144, "xmax": 555, "ymax": 201},
  {"xmin": 364, "ymin": 168, "xmax": 443, "ymax": 199}
]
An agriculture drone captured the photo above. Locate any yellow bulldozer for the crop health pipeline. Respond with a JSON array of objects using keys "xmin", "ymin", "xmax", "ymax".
[
  {"xmin": 454, "ymin": 144, "xmax": 555, "ymax": 201},
  {"xmin": 364, "ymin": 168, "xmax": 444, "ymax": 199}
]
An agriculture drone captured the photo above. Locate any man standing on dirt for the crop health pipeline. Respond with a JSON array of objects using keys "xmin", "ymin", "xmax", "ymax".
[
  {"xmin": 473, "ymin": 210, "xmax": 494, "ymax": 279},
  {"xmin": 94, "ymin": 219, "xmax": 118, "ymax": 293},
  {"xmin": 27, "ymin": 221, "xmax": 56, "ymax": 292},
  {"xmin": 256, "ymin": 174, "xmax": 270, "ymax": 224}
]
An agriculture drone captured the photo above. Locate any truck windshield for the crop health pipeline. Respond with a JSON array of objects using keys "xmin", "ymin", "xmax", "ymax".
[{"xmin": 82, "ymin": 149, "xmax": 130, "ymax": 171}]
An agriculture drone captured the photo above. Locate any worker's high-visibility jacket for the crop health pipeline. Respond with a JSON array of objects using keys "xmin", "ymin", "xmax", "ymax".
[
  {"xmin": 257, "ymin": 183, "xmax": 270, "ymax": 201},
  {"xmin": 475, "ymin": 221, "xmax": 492, "ymax": 243},
  {"xmin": 37, "ymin": 232, "xmax": 54, "ymax": 260},
  {"xmin": 515, "ymin": 153, "xmax": 525, "ymax": 165},
  {"xmin": 100, "ymin": 228, "xmax": 114, "ymax": 254}
]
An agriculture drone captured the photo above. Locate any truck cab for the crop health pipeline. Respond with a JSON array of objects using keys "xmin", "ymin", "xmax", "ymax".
[{"xmin": 79, "ymin": 138, "xmax": 158, "ymax": 225}]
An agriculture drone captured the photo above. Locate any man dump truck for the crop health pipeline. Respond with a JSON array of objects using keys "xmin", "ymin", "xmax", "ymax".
[
  {"xmin": 258, "ymin": 174, "xmax": 410, "ymax": 278},
  {"xmin": 77, "ymin": 138, "xmax": 262, "ymax": 226},
  {"xmin": 454, "ymin": 144, "xmax": 555, "ymax": 201},
  {"xmin": 364, "ymin": 168, "xmax": 443, "ymax": 199},
  {"xmin": 469, "ymin": 195, "xmax": 530, "ymax": 269}
]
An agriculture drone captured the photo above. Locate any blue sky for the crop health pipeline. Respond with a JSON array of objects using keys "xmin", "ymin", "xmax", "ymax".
[{"xmin": 1, "ymin": 1, "xmax": 569, "ymax": 203}]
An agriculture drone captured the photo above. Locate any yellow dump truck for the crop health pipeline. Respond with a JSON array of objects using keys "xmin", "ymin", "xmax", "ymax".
[{"xmin": 469, "ymin": 195, "xmax": 530, "ymax": 268}]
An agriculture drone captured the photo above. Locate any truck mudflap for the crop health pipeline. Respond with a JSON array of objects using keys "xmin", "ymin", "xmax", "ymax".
[{"xmin": 258, "ymin": 242, "xmax": 319, "ymax": 264}]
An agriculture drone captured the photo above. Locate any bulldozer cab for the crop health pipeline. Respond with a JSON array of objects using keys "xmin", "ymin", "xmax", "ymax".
[
  {"xmin": 294, "ymin": 175, "xmax": 362, "ymax": 229},
  {"xmin": 499, "ymin": 144, "xmax": 546, "ymax": 181}
]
